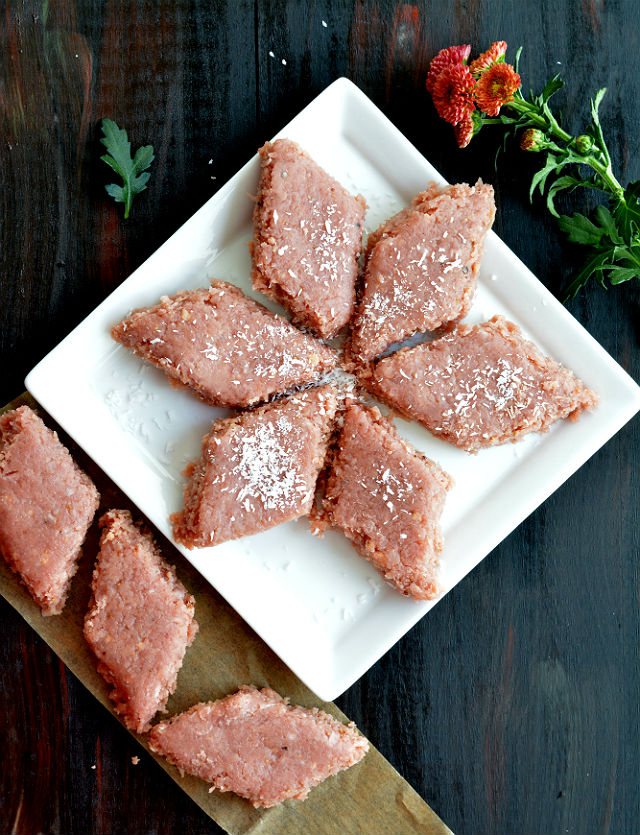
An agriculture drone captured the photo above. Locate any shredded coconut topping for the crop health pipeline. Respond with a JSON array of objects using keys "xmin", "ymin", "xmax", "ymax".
[
  {"xmin": 423, "ymin": 348, "xmax": 543, "ymax": 440},
  {"xmin": 378, "ymin": 464, "xmax": 414, "ymax": 500},
  {"xmin": 199, "ymin": 338, "xmax": 219, "ymax": 361},
  {"xmin": 370, "ymin": 318, "xmax": 592, "ymax": 450},
  {"xmin": 364, "ymin": 279, "xmax": 437, "ymax": 328},
  {"xmin": 352, "ymin": 185, "xmax": 495, "ymax": 360},
  {"xmin": 229, "ymin": 417, "xmax": 307, "ymax": 511},
  {"xmin": 181, "ymin": 292, "xmax": 328, "ymax": 384},
  {"xmin": 254, "ymin": 141, "xmax": 365, "ymax": 333}
]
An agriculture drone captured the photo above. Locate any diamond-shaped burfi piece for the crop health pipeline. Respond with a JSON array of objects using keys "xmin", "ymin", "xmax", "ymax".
[
  {"xmin": 84, "ymin": 510, "xmax": 198, "ymax": 733},
  {"xmin": 0, "ymin": 406, "xmax": 99, "ymax": 615},
  {"xmin": 172, "ymin": 385, "xmax": 337, "ymax": 548},
  {"xmin": 148, "ymin": 686, "xmax": 369, "ymax": 808},
  {"xmin": 348, "ymin": 182, "xmax": 495, "ymax": 364},
  {"xmin": 364, "ymin": 316, "xmax": 598, "ymax": 452},
  {"xmin": 322, "ymin": 404, "xmax": 452, "ymax": 600},
  {"xmin": 251, "ymin": 139, "xmax": 367, "ymax": 339},
  {"xmin": 112, "ymin": 280, "xmax": 337, "ymax": 408}
]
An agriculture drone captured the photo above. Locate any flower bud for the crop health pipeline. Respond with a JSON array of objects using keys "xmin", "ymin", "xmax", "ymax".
[
  {"xmin": 520, "ymin": 128, "xmax": 546, "ymax": 152},
  {"xmin": 454, "ymin": 116, "xmax": 474, "ymax": 148},
  {"xmin": 575, "ymin": 134, "xmax": 595, "ymax": 154}
]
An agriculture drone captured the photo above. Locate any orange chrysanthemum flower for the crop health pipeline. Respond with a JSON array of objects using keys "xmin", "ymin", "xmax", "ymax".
[
  {"xmin": 469, "ymin": 41, "xmax": 508, "ymax": 75},
  {"xmin": 432, "ymin": 63, "xmax": 476, "ymax": 125},
  {"xmin": 475, "ymin": 63, "xmax": 521, "ymax": 116},
  {"xmin": 426, "ymin": 44, "xmax": 471, "ymax": 93},
  {"xmin": 454, "ymin": 115, "xmax": 475, "ymax": 148}
]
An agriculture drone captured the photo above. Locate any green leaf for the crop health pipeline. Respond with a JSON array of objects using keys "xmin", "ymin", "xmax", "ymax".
[
  {"xmin": 588, "ymin": 88, "xmax": 612, "ymax": 168},
  {"xmin": 132, "ymin": 145, "xmax": 154, "ymax": 174},
  {"xmin": 625, "ymin": 179, "xmax": 640, "ymax": 202},
  {"xmin": 546, "ymin": 174, "xmax": 585, "ymax": 218},
  {"xmin": 529, "ymin": 152, "xmax": 562, "ymax": 201},
  {"xmin": 562, "ymin": 251, "xmax": 609, "ymax": 300},
  {"xmin": 100, "ymin": 154, "xmax": 123, "ymax": 175},
  {"xmin": 622, "ymin": 187, "xmax": 640, "ymax": 228},
  {"xmin": 608, "ymin": 266, "xmax": 640, "ymax": 284},
  {"xmin": 540, "ymin": 75, "xmax": 564, "ymax": 103},
  {"xmin": 557, "ymin": 212, "xmax": 605, "ymax": 246},
  {"xmin": 594, "ymin": 205, "xmax": 621, "ymax": 242},
  {"xmin": 612, "ymin": 187, "xmax": 640, "ymax": 243},
  {"xmin": 99, "ymin": 118, "xmax": 154, "ymax": 219},
  {"xmin": 134, "ymin": 171, "xmax": 151, "ymax": 189},
  {"xmin": 105, "ymin": 183, "xmax": 125, "ymax": 201},
  {"xmin": 513, "ymin": 46, "xmax": 523, "ymax": 74}
]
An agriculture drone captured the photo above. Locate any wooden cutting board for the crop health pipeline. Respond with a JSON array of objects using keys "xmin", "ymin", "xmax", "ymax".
[{"xmin": 0, "ymin": 392, "xmax": 452, "ymax": 835}]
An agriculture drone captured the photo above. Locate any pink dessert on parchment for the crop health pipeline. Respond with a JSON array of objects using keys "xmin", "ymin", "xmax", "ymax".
[
  {"xmin": 251, "ymin": 138, "xmax": 367, "ymax": 339},
  {"xmin": 172, "ymin": 385, "xmax": 338, "ymax": 548},
  {"xmin": 321, "ymin": 403, "xmax": 452, "ymax": 600},
  {"xmin": 0, "ymin": 405, "xmax": 99, "ymax": 615},
  {"xmin": 111, "ymin": 279, "xmax": 337, "ymax": 409},
  {"xmin": 347, "ymin": 182, "xmax": 495, "ymax": 365},
  {"xmin": 84, "ymin": 509, "xmax": 198, "ymax": 733},
  {"xmin": 148, "ymin": 686, "xmax": 369, "ymax": 808},
  {"xmin": 364, "ymin": 316, "xmax": 598, "ymax": 452}
]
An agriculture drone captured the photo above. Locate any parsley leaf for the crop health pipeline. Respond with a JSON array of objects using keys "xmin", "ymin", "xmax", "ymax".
[{"xmin": 100, "ymin": 118, "xmax": 154, "ymax": 219}]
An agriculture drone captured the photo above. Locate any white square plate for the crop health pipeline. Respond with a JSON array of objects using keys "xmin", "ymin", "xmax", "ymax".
[{"xmin": 26, "ymin": 78, "xmax": 640, "ymax": 701}]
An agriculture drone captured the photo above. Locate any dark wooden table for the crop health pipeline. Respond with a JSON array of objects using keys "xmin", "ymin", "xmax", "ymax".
[{"xmin": 2, "ymin": 2, "xmax": 639, "ymax": 833}]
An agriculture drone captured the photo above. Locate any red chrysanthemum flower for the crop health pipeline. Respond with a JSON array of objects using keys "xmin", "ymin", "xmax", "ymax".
[
  {"xmin": 475, "ymin": 63, "xmax": 521, "ymax": 116},
  {"xmin": 432, "ymin": 63, "xmax": 476, "ymax": 125},
  {"xmin": 469, "ymin": 41, "xmax": 508, "ymax": 75},
  {"xmin": 426, "ymin": 44, "xmax": 471, "ymax": 93},
  {"xmin": 454, "ymin": 115, "xmax": 475, "ymax": 148}
]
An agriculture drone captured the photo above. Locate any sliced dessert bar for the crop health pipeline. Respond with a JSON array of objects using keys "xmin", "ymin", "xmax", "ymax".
[
  {"xmin": 148, "ymin": 686, "xmax": 369, "ymax": 808},
  {"xmin": 348, "ymin": 182, "xmax": 495, "ymax": 364},
  {"xmin": 84, "ymin": 510, "xmax": 198, "ymax": 732},
  {"xmin": 112, "ymin": 280, "xmax": 337, "ymax": 408},
  {"xmin": 321, "ymin": 404, "xmax": 452, "ymax": 600},
  {"xmin": 252, "ymin": 139, "xmax": 366, "ymax": 339},
  {"xmin": 172, "ymin": 385, "xmax": 337, "ymax": 548},
  {"xmin": 364, "ymin": 316, "xmax": 598, "ymax": 451},
  {"xmin": 0, "ymin": 406, "xmax": 99, "ymax": 615}
]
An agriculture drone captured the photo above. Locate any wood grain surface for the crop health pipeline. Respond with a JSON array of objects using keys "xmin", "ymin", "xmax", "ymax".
[{"xmin": 1, "ymin": 1, "xmax": 639, "ymax": 834}]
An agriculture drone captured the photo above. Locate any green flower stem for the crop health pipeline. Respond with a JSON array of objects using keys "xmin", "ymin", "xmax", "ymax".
[
  {"xmin": 503, "ymin": 96, "xmax": 625, "ymax": 198},
  {"xmin": 587, "ymin": 156, "xmax": 624, "ymax": 198},
  {"xmin": 437, "ymin": 44, "xmax": 640, "ymax": 296},
  {"xmin": 507, "ymin": 96, "xmax": 572, "ymax": 142}
]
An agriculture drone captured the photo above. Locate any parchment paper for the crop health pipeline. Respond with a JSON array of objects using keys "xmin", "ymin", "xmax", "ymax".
[{"xmin": 0, "ymin": 393, "xmax": 452, "ymax": 835}]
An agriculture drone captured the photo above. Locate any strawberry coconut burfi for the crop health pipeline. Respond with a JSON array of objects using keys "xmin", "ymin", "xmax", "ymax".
[
  {"xmin": 148, "ymin": 686, "xmax": 369, "ymax": 808},
  {"xmin": 84, "ymin": 510, "xmax": 198, "ymax": 733},
  {"xmin": 321, "ymin": 404, "xmax": 452, "ymax": 600},
  {"xmin": 348, "ymin": 182, "xmax": 496, "ymax": 365},
  {"xmin": 111, "ymin": 280, "xmax": 337, "ymax": 409},
  {"xmin": 0, "ymin": 406, "xmax": 99, "ymax": 615},
  {"xmin": 172, "ymin": 385, "xmax": 337, "ymax": 548},
  {"xmin": 365, "ymin": 316, "xmax": 599, "ymax": 452},
  {"xmin": 251, "ymin": 139, "xmax": 367, "ymax": 339}
]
